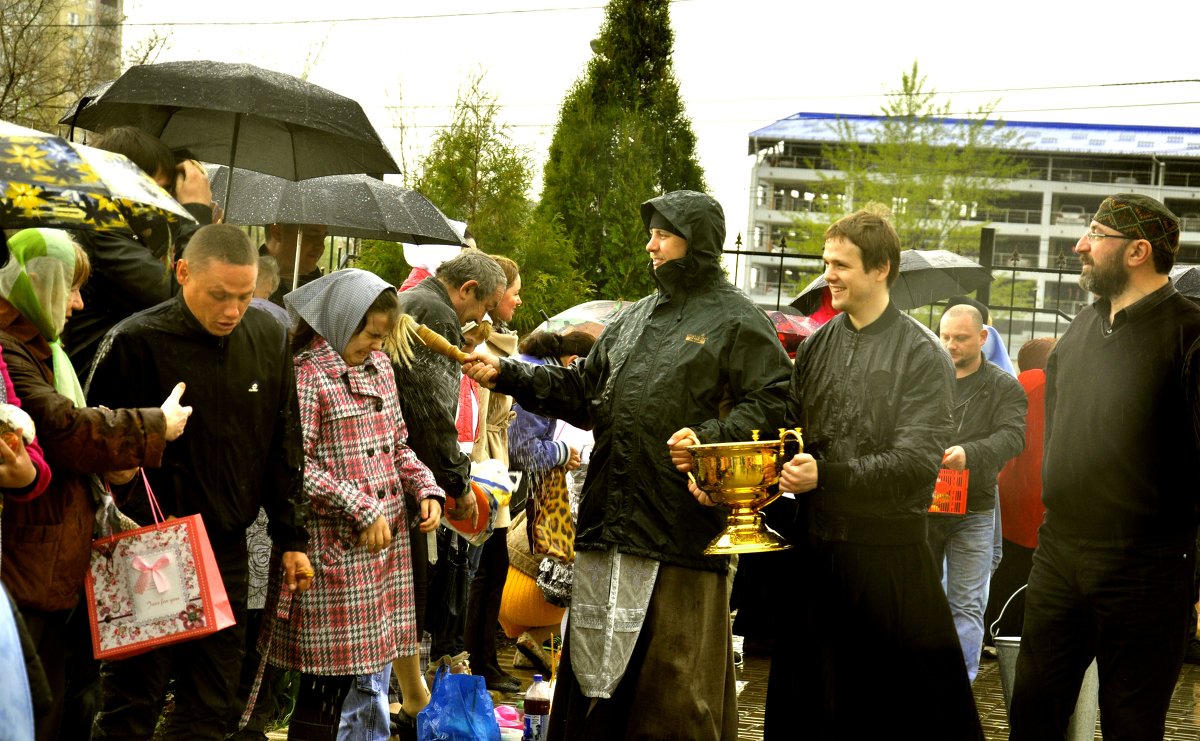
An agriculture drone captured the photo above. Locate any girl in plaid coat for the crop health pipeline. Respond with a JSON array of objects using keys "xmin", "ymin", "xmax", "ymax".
[{"xmin": 265, "ymin": 269, "xmax": 444, "ymax": 740}]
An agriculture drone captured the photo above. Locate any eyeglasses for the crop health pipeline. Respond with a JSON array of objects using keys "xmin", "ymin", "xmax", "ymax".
[{"xmin": 1085, "ymin": 231, "xmax": 1132, "ymax": 244}]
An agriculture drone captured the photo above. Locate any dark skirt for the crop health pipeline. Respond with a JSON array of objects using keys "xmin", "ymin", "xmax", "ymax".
[
  {"xmin": 547, "ymin": 562, "xmax": 738, "ymax": 741},
  {"xmin": 764, "ymin": 539, "xmax": 983, "ymax": 740}
]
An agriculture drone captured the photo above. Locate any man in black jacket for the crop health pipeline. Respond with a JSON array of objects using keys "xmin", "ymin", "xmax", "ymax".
[
  {"xmin": 1010, "ymin": 194, "xmax": 1200, "ymax": 739},
  {"xmin": 768, "ymin": 207, "xmax": 982, "ymax": 739},
  {"xmin": 64, "ymin": 126, "xmax": 214, "ymax": 376},
  {"xmin": 86, "ymin": 224, "xmax": 312, "ymax": 740},
  {"xmin": 394, "ymin": 250, "xmax": 502, "ymax": 664},
  {"xmin": 929, "ymin": 303, "xmax": 1026, "ymax": 684},
  {"xmin": 465, "ymin": 190, "xmax": 792, "ymax": 740}
]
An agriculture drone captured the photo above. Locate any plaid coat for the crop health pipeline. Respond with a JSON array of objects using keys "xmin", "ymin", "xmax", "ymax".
[{"xmin": 265, "ymin": 338, "xmax": 442, "ymax": 674}]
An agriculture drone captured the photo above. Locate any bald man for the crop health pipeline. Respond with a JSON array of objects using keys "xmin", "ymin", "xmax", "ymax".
[{"xmin": 930, "ymin": 303, "xmax": 1026, "ymax": 684}]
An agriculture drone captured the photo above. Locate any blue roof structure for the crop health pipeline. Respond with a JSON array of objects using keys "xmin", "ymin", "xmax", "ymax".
[{"xmin": 749, "ymin": 112, "xmax": 1200, "ymax": 158}]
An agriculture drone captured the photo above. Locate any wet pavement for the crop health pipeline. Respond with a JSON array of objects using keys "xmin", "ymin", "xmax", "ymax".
[
  {"xmin": 268, "ymin": 636, "xmax": 1200, "ymax": 739},
  {"xmin": 732, "ymin": 650, "xmax": 1200, "ymax": 740}
]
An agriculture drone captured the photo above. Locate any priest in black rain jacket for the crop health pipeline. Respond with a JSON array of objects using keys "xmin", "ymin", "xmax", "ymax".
[{"xmin": 464, "ymin": 190, "xmax": 792, "ymax": 740}]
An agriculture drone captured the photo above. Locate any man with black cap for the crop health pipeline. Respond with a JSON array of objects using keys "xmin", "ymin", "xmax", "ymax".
[
  {"xmin": 1009, "ymin": 194, "xmax": 1200, "ymax": 739},
  {"xmin": 463, "ymin": 190, "xmax": 791, "ymax": 740}
]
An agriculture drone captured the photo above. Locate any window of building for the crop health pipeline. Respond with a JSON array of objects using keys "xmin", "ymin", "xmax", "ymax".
[{"xmin": 68, "ymin": 11, "xmax": 79, "ymax": 24}]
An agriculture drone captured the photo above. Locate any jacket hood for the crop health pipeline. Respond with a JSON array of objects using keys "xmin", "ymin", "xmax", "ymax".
[{"xmin": 641, "ymin": 190, "xmax": 725, "ymax": 293}]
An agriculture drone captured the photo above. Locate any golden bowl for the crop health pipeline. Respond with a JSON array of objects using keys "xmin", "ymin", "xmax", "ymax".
[{"xmin": 687, "ymin": 428, "xmax": 801, "ymax": 555}]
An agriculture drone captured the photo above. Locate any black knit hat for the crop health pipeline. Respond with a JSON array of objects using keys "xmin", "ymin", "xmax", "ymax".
[{"xmin": 648, "ymin": 210, "xmax": 683, "ymax": 239}]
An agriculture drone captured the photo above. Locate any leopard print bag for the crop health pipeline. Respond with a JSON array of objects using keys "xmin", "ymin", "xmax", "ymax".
[{"xmin": 527, "ymin": 466, "xmax": 574, "ymax": 563}]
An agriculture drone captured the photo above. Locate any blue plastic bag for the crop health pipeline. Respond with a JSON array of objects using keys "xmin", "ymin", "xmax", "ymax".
[{"xmin": 417, "ymin": 665, "xmax": 500, "ymax": 741}]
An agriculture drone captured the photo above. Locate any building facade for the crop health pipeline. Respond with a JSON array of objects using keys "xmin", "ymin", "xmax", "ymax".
[{"xmin": 743, "ymin": 112, "xmax": 1200, "ymax": 327}]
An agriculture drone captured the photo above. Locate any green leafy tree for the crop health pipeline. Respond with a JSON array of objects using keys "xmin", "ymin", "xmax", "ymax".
[
  {"xmin": 539, "ymin": 0, "xmax": 706, "ymax": 299},
  {"xmin": 360, "ymin": 73, "xmax": 591, "ymax": 333},
  {"xmin": 793, "ymin": 62, "xmax": 1026, "ymax": 255},
  {"xmin": 413, "ymin": 73, "xmax": 532, "ymax": 255}
]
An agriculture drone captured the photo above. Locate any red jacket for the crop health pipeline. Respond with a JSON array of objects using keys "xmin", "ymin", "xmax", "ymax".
[{"xmin": 997, "ymin": 369, "xmax": 1046, "ymax": 549}]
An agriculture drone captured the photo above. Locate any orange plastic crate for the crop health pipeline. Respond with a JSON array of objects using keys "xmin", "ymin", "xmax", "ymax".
[{"xmin": 928, "ymin": 468, "xmax": 969, "ymax": 515}]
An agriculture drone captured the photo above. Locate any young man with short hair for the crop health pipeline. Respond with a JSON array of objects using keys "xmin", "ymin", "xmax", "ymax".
[{"xmin": 766, "ymin": 206, "xmax": 982, "ymax": 739}]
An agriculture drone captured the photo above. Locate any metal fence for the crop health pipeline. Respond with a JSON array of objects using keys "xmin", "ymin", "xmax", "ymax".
[{"xmin": 730, "ymin": 228, "xmax": 1085, "ymax": 359}]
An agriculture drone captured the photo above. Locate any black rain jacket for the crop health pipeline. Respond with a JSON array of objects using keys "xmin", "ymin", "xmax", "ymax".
[
  {"xmin": 948, "ymin": 359, "xmax": 1026, "ymax": 512},
  {"xmin": 788, "ymin": 303, "xmax": 955, "ymax": 545},
  {"xmin": 495, "ymin": 190, "xmax": 792, "ymax": 572}
]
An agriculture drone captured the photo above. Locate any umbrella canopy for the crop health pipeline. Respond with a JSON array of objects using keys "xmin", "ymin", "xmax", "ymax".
[
  {"xmin": 1170, "ymin": 264, "xmax": 1200, "ymax": 298},
  {"xmin": 765, "ymin": 309, "xmax": 820, "ymax": 358},
  {"xmin": 791, "ymin": 248, "xmax": 992, "ymax": 313},
  {"xmin": 1, "ymin": 120, "xmax": 196, "ymax": 232},
  {"xmin": 207, "ymin": 166, "xmax": 462, "ymax": 246},
  {"xmin": 533, "ymin": 300, "xmax": 629, "ymax": 339},
  {"xmin": 64, "ymin": 60, "xmax": 399, "ymax": 182}
]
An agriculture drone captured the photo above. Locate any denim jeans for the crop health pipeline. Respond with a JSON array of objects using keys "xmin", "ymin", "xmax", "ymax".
[
  {"xmin": 337, "ymin": 665, "xmax": 392, "ymax": 741},
  {"xmin": 928, "ymin": 511, "xmax": 996, "ymax": 683},
  {"xmin": 991, "ymin": 488, "xmax": 1004, "ymax": 573}
]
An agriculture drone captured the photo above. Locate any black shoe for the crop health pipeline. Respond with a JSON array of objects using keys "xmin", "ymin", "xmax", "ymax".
[
  {"xmin": 390, "ymin": 708, "xmax": 417, "ymax": 741},
  {"xmin": 1184, "ymin": 639, "xmax": 1200, "ymax": 665},
  {"xmin": 485, "ymin": 674, "xmax": 522, "ymax": 693}
]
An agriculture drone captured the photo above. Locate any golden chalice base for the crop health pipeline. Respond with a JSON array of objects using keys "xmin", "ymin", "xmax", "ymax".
[{"xmin": 690, "ymin": 440, "xmax": 793, "ymax": 556}]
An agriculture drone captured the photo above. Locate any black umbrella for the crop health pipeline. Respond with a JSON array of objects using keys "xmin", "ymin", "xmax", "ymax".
[
  {"xmin": 62, "ymin": 60, "xmax": 399, "ymax": 206},
  {"xmin": 208, "ymin": 166, "xmax": 463, "ymax": 289},
  {"xmin": 1170, "ymin": 265, "xmax": 1200, "ymax": 299},
  {"xmin": 791, "ymin": 249, "xmax": 992, "ymax": 313}
]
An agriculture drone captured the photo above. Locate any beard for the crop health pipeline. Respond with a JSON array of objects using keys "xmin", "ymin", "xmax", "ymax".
[{"xmin": 1079, "ymin": 254, "xmax": 1130, "ymax": 298}]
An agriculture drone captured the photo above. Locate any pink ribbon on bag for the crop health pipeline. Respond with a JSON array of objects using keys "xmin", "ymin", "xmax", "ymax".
[{"xmin": 132, "ymin": 555, "xmax": 172, "ymax": 594}]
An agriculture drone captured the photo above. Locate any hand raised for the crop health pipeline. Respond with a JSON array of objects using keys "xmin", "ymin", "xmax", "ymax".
[{"xmin": 161, "ymin": 382, "xmax": 193, "ymax": 441}]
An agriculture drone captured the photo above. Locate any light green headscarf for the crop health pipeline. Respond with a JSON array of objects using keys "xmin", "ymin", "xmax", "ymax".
[{"xmin": 0, "ymin": 228, "xmax": 86, "ymax": 406}]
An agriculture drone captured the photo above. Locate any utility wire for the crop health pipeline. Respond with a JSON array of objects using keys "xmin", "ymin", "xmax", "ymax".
[{"xmin": 25, "ymin": 2, "xmax": 686, "ymax": 28}]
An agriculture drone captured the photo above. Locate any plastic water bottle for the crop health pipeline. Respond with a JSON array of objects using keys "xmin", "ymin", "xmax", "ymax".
[{"xmin": 522, "ymin": 674, "xmax": 551, "ymax": 741}]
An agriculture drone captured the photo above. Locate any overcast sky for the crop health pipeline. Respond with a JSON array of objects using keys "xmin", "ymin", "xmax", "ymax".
[{"xmin": 122, "ymin": 0, "xmax": 1200, "ymax": 249}]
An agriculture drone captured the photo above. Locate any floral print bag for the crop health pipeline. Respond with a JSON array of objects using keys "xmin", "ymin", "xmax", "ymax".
[{"xmin": 84, "ymin": 470, "xmax": 234, "ymax": 660}]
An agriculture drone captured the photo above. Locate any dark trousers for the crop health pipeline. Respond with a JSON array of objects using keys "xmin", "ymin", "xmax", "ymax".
[
  {"xmin": 983, "ymin": 538, "xmax": 1035, "ymax": 640},
  {"xmin": 463, "ymin": 526, "xmax": 509, "ymax": 680},
  {"xmin": 286, "ymin": 674, "xmax": 353, "ymax": 741},
  {"xmin": 426, "ymin": 529, "xmax": 469, "ymax": 658},
  {"xmin": 1009, "ymin": 528, "xmax": 1193, "ymax": 741},
  {"xmin": 227, "ymin": 608, "xmax": 284, "ymax": 740},
  {"xmin": 92, "ymin": 539, "xmax": 249, "ymax": 741},
  {"xmin": 764, "ymin": 539, "xmax": 983, "ymax": 740}
]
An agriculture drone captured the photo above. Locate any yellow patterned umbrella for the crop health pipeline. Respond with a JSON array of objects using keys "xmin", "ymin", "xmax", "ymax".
[{"xmin": 0, "ymin": 120, "xmax": 195, "ymax": 232}]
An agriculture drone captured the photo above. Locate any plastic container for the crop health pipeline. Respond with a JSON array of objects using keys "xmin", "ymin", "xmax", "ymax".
[
  {"xmin": 523, "ymin": 674, "xmax": 551, "ymax": 741},
  {"xmin": 991, "ymin": 586, "xmax": 1099, "ymax": 740}
]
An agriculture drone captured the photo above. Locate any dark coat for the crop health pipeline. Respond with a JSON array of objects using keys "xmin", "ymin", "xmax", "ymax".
[
  {"xmin": 789, "ymin": 303, "xmax": 955, "ymax": 544},
  {"xmin": 948, "ymin": 359, "xmax": 1027, "ymax": 511},
  {"xmin": 0, "ymin": 300, "xmax": 166, "ymax": 612},
  {"xmin": 85, "ymin": 292, "xmax": 308, "ymax": 551},
  {"xmin": 394, "ymin": 277, "xmax": 471, "ymax": 500},
  {"xmin": 496, "ymin": 190, "xmax": 793, "ymax": 572}
]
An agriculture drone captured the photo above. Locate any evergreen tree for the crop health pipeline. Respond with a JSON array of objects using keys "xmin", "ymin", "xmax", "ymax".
[
  {"xmin": 360, "ymin": 73, "xmax": 591, "ymax": 333},
  {"xmin": 414, "ymin": 74, "xmax": 531, "ymax": 254},
  {"xmin": 793, "ymin": 62, "xmax": 1026, "ymax": 255},
  {"xmin": 539, "ymin": 0, "xmax": 706, "ymax": 299}
]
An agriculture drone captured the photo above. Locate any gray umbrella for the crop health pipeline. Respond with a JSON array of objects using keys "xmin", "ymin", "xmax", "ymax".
[
  {"xmin": 208, "ymin": 166, "xmax": 461, "ymax": 245},
  {"xmin": 61, "ymin": 60, "xmax": 399, "ymax": 205},
  {"xmin": 791, "ymin": 248, "xmax": 992, "ymax": 313}
]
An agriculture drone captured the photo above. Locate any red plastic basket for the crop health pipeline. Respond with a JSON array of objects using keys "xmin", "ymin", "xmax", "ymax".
[{"xmin": 928, "ymin": 468, "xmax": 969, "ymax": 515}]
